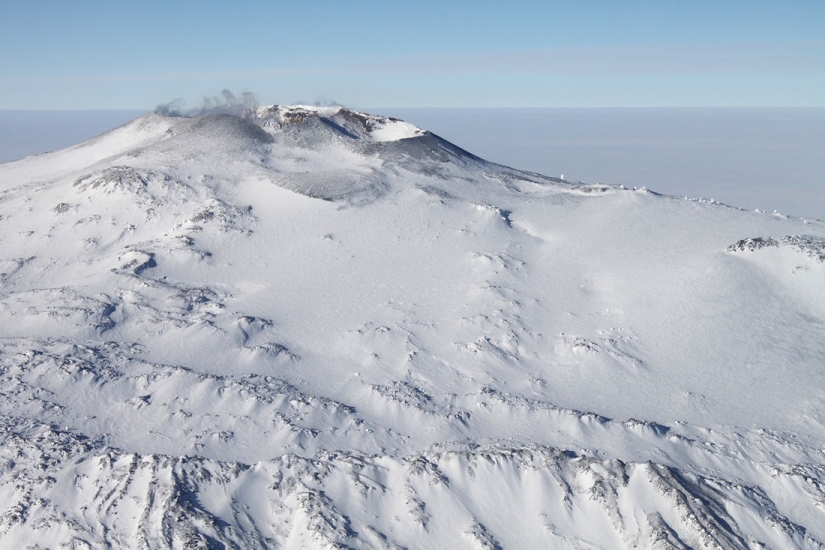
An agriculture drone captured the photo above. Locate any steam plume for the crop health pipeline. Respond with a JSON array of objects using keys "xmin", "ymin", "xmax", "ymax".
[{"xmin": 155, "ymin": 90, "xmax": 258, "ymax": 117}]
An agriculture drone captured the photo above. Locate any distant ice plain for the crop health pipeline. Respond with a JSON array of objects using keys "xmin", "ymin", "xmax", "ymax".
[{"xmin": 1, "ymin": 108, "xmax": 823, "ymax": 220}]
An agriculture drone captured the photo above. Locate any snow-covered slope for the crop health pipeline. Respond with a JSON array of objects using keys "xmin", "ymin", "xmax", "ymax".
[{"xmin": 0, "ymin": 106, "xmax": 824, "ymax": 549}]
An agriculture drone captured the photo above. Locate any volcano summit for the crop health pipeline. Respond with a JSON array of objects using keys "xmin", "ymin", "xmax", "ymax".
[{"xmin": 0, "ymin": 105, "xmax": 824, "ymax": 549}]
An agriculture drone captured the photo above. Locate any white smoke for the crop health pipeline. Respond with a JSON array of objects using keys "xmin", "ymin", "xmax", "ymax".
[{"xmin": 155, "ymin": 90, "xmax": 258, "ymax": 117}]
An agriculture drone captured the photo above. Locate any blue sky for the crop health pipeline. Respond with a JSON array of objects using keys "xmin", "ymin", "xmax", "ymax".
[{"xmin": 1, "ymin": 0, "xmax": 823, "ymax": 109}]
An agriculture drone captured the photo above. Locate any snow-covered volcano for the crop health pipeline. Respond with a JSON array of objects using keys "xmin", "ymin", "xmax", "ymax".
[{"xmin": 0, "ymin": 105, "xmax": 824, "ymax": 549}]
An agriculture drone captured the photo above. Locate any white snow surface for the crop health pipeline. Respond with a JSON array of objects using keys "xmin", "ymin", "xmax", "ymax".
[{"xmin": 0, "ymin": 105, "xmax": 824, "ymax": 549}]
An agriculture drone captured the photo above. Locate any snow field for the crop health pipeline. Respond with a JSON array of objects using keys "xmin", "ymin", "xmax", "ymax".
[{"xmin": 0, "ymin": 106, "xmax": 823, "ymax": 548}]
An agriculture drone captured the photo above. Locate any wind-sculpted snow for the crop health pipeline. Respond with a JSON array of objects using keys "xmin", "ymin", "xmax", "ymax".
[
  {"xmin": 0, "ymin": 107, "xmax": 824, "ymax": 548},
  {"xmin": 2, "ymin": 422, "xmax": 824, "ymax": 548}
]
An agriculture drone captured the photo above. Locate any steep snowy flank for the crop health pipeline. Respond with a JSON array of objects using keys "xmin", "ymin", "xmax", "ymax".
[{"xmin": 0, "ymin": 106, "xmax": 824, "ymax": 549}]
